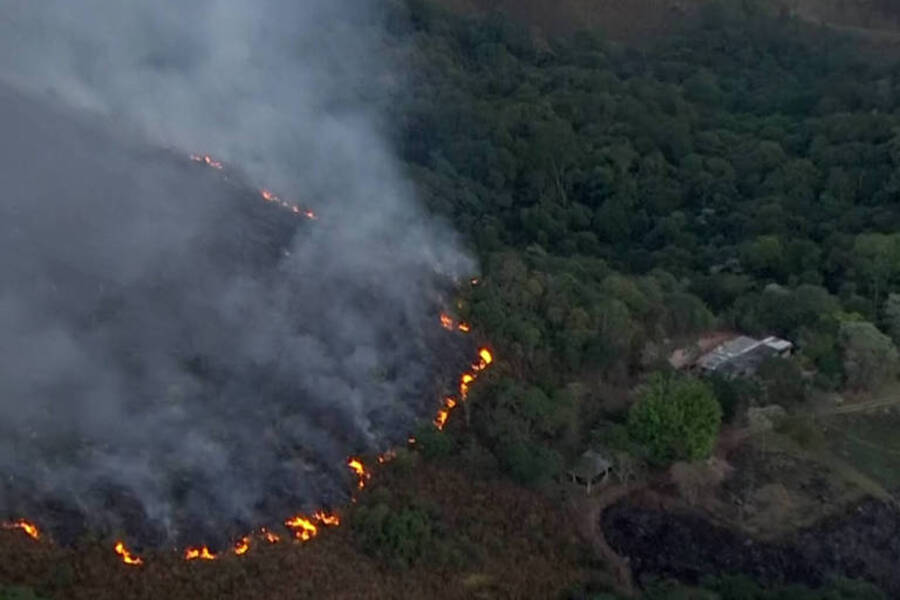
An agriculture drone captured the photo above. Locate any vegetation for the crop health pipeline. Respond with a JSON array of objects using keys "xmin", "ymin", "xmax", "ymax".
[
  {"xmin": 351, "ymin": 501, "xmax": 442, "ymax": 569},
  {"xmin": 628, "ymin": 373, "xmax": 722, "ymax": 463},
  {"xmin": 642, "ymin": 574, "xmax": 887, "ymax": 599},
  {"xmin": 8, "ymin": 0, "xmax": 900, "ymax": 597},
  {"xmin": 0, "ymin": 588, "xmax": 49, "ymax": 600},
  {"xmin": 372, "ymin": 0, "xmax": 900, "ymax": 483}
]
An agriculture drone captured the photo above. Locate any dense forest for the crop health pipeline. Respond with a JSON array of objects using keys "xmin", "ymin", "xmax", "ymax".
[
  {"xmin": 379, "ymin": 1, "xmax": 900, "ymax": 595},
  {"xmin": 5, "ymin": 1, "xmax": 900, "ymax": 598},
  {"xmin": 366, "ymin": 0, "xmax": 900, "ymax": 480}
]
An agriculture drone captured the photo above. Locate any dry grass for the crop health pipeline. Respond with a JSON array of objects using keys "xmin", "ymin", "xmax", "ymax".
[{"xmin": 0, "ymin": 463, "xmax": 584, "ymax": 600}]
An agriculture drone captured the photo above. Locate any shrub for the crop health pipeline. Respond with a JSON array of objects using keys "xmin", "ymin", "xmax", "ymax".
[{"xmin": 351, "ymin": 502, "xmax": 439, "ymax": 569}]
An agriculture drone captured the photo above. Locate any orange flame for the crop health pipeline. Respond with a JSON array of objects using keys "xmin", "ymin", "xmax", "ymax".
[
  {"xmin": 261, "ymin": 188, "xmax": 278, "ymax": 203},
  {"xmin": 440, "ymin": 313, "xmax": 453, "ymax": 331},
  {"xmin": 234, "ymin": 537, "xmax": 250, "ymax": 556},
  {"xmin": 261, "ymin": 528, "xmax": 280, "ymax": 544},
  {"xmin": 114, "ymin": 541, "xmax": 143, "ymax": 566},
  {"xmin": 314, "ymin": 511, "xmax": 341, "ymax": 527},
  {"xmin": 347, "ymin": 458, "xmax": 365, "ymax": 477},
  {"xmin": 347, "ymin": 457, "xmax": 371, "ymax": 490},
  {"xmin": 434, "ymin": 396, "xmax": 458, "ymax": 431},
  {"xmin": 377, "ymin": 449, "xmax": 397, "ymax": 464},
  {"xmin": 458, "ymin": 322, "xmax": 471, "ymax": 333},
  {"xmin": 479, "ymin": 348, "xmax": 493, "ymax": 366},
  {"xmin": 190, "ymin": 154, "xmax": 223, "ymax": 170},
  {"xmin": 184, "ymin": 546, "xmax": 217, "ymax": 561},
  {"xmin": 430, "ymin": 347, "xmax": 495, "ymax": 431},
  {"xmin": 471, "ymin": 277, "xmax": 480, "ymax": 286},
  {"xmin": 285, "ymin": 516, "xmax": 318, "ymax": 541},
  {"xmin": 460, "ymin": 373, "xmax": 474, "ymax": 399},
  {"xmin": 2, "ymin": 519, "xmax": 39, "ymax": 540}
]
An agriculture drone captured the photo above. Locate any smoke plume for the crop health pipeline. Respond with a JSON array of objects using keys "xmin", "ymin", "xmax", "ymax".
[{"xmin": 0, "ymin": 1, "xmax": 472, "ymax": 546}]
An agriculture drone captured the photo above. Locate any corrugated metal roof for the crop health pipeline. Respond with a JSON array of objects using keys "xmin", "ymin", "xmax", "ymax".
[{"xmin": 696, "ymin": 335, "xmax": 792, "ymax": 374}]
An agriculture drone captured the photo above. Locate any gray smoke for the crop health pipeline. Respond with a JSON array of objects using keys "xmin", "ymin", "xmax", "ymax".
[{"xmin": 0, "ymin": 1, "xmax": 472, "ymax": 544}]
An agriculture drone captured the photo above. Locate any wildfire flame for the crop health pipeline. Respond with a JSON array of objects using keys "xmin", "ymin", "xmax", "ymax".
[
  {"xmin": 184, "ymin": 546, "xmax": 217, "ymax": 561},
  {"xmin": 440, "ymin": 313, "xmax": 472, "ymax": 334},
  {"xmin": 284, "ymin": 516, "xmax": 318, "ymax": 541},
  {"xmin": 431, "ymin": 347, "xmax": 494, "ymax": 431},
  {"xmin": 114, "ymin": 541, "xmax": 143, "ymax": 566},
  {"xmin": 189, "ymin": 153, "xmax": 223, "ymax": 170},
  {"xmin": 347, "ymin": 457, "xmax": 370, "ymax": 490},
  {"xmin": 234, "ymin": 537, "xmax": 250, "ymax": 556},
  {"xmin": 434, "ymin": 397, "xmax": 458, "ymax": 431},
  {"xmin": 377, "ymin": 449, "xmax": 397, "ymax": 464},
  {"xmin": 261, "ymin": 528, "xmax": 281, "ymax": 544},
  {"xmin": 460, "ymin": 373, "xmax": 474, "ymax": 399},
  {"xmin": 190, "ymin": 153, "xmax": 316, "ymax": 220},
  {"xmin": 14, "ymin": 301, "xmax": 494, "ymax": 567},
  {"xmin": 2, "ymin": 519, "xmax": 39, "ymax": 540},
  {"xmin": 314, "ymin": 511, "xmax": 341, "ymax": 527}
]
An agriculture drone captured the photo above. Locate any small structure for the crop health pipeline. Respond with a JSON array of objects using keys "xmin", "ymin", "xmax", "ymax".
[
  {"xmin": 568, "ymin": 450, "xmax": 611, "ymax": 495},
  {"xmin": 694, "ymin": 335, "xmax": 793, "ymax": 378}
]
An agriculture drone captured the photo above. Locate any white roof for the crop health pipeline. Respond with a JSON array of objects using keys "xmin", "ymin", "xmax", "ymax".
[
  {"xmin": 696, "ymin": 335, "xmax": 792, "ymax": 372},
  {"xmin": 762, "ymin": 337, "xmax": 793, "ymax": 352}
]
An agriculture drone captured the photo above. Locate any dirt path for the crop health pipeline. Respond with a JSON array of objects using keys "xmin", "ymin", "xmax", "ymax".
[
  {"xmin": 818, "ymin": 389, "xmax": 900, "ymax": 416},
  {"xmin": 568, "ymin": 483, "xmax": 640, "ymax": 597}
]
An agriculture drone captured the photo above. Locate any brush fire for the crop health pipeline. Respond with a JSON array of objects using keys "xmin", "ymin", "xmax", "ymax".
[
  {"xmin": 2, "ymin": 519, "xmax": 39, "ymax": 540},
  {"xmin": 0, "ymin": 119, "xmax": 495, "ymax": 567},
  {"xmin": 2, "ymin": 339, "xmax": 494, "ymax": 565},
  {"xmin": 114, "ymin": 541, "xmax": 144, "ymax": 566}
]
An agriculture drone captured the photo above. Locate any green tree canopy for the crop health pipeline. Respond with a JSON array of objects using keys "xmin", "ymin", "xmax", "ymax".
[
  {"xmin": 627, "ymin": 373, "xmax": 722, "ymax": 464},
  {"xmin": 838, "ymin": 320, "xmax": 900, "ymax": 392}
]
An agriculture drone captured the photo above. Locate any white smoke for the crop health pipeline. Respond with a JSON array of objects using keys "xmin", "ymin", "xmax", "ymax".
[{"xmin": 0, "ymin": 0, "xmax": 472, "ymax": 545}]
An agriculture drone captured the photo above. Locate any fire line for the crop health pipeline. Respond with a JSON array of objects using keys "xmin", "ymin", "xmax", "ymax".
[{"xmin": 13, "ymin": 152, "xmax": 494, "ymax": 566}]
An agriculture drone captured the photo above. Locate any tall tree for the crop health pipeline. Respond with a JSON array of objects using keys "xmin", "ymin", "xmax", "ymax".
[{"xmin": 839, "ymin": 320, "xmax": 900, "ymax": 392}]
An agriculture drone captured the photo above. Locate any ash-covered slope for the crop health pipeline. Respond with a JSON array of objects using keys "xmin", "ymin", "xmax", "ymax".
[{"xmin": 0, "ymin": 66, "xmax": 469, "ymax": 548}]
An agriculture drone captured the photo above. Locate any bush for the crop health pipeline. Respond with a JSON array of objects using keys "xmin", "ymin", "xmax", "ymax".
[
  {"xmin": 413, "ymin": 423, "xmax": 454, "ymax": 461},
  {"xmin": 627, "ymin": 373, "xmax": 722, "ymax": 464},
  {"xmin": 776, "ymin": 416, "xmax": 825, "ymax": 451},
  {"xmin": 757, "ymin": 357, "xmax": 808, "ymax": 406},
  {"xmin": 351, "ymin": 502, "xmax": 440, "ymax": 569},
  {"xmin": 498, "ymin": 440, "xmax": 562, "ymax": 486}
]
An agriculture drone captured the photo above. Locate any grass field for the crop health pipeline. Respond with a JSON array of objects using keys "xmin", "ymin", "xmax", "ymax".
[{"xmin": 824, "ymin": 410, "xmax": 900, "ymax": 493}]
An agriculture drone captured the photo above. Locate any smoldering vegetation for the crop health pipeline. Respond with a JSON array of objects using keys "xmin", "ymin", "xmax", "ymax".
[{"xmin": 0, "ymin": 1, "xmax": 473, "ymax": 547}]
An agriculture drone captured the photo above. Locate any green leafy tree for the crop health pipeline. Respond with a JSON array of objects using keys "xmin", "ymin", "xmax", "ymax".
[
  {"xmin": 852, "ymin": 233, "xmax": 900, "ymax": 310},
  {"xmin": 838, "ymin": 321, "xmax": 900, "ymax": 391},
  {"xmin": 627, "ymin": 373, "xmax": 722, "ymax": 464},
  {"xmin": 882, "ymin": 293, "xmax": 900, "ymax": 346}
]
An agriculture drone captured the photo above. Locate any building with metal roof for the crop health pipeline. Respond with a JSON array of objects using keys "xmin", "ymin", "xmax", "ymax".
[{"xmin": 694, "ymin": 335, "xmax": 793, "ymax": 378}]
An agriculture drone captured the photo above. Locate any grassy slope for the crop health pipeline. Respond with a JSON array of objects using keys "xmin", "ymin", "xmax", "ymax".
[{"xmin": 0, "ymin": 464, "xmax": 583, "ymax": 600}]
